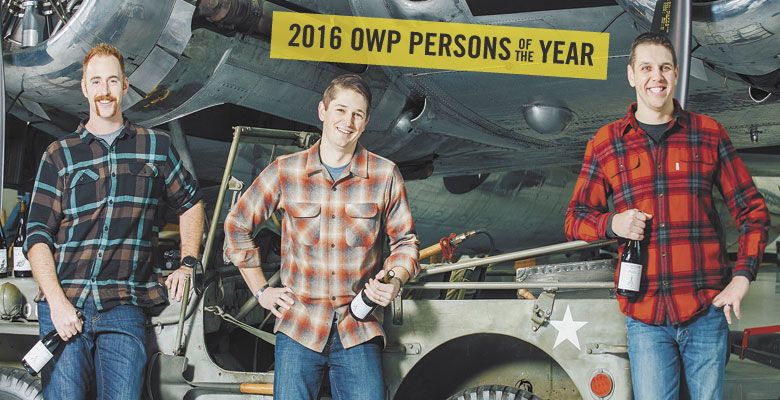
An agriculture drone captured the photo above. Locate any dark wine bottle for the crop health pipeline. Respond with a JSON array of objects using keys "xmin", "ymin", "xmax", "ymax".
[
  {"xmin": 0, "ymin": 226, "xmax": 7, "ymax": 278},
  {"xmin": 617, "ymin": 240, "xmax": 642, "ymax": 298},
  {"xmin": 13, "ymin": 203, "xmax": 32, "ymax": 278},
  {"xmin": 22, "ymin": 311, "xmax": 83, "ymax": 375},
  {"xmin": 349, "ymin": 270, "xmax": 396, "ymax": 321}
]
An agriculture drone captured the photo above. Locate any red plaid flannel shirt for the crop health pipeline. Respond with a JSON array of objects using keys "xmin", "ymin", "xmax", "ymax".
[
  {"xmin": 224, "ymin": 141, "xmax": 419, "ymax": 351},
  {"xmin": 565, "ymin": 102, "xmax": 769, "ymax": 325}
]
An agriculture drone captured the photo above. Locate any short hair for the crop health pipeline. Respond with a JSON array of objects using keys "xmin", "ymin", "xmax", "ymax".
[
  {"xmin": 321, "ymin": 74, "xmax": 372, "ymax": 115},
  {"xmin": 82, "ymin": 43, "xmax": 126, "ymax": 78},
  {"xmin": 629, "ymin": 32, "xmax": 677, "ymax": 67}
]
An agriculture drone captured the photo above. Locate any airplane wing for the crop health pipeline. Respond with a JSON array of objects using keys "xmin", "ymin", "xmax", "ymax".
[{"xmin": 2, "ymin": 0, "xmax": 779, "ymax": 250}]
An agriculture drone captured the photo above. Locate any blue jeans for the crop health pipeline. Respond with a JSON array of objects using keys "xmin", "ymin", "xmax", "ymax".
[
  {"xmin": 37, "ymin": 298, "xmax": 147, "ymax": 400},
  {"xmin": 627, "ymin": 305, "xmax": 728, "ymax": 400},
  {"xmin": 273, "ymin": 323, "xmax": 384, "ymax": 400}
]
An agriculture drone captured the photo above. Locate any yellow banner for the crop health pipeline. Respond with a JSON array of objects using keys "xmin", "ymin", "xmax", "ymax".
[{"xmin": 270, "ymin": 12, "xmax": 609, "ymax": 80}]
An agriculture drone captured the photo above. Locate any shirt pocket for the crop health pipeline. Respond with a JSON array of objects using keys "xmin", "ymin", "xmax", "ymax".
[
  {"xmin": 607, "ymin": 154, "xmax": 641, "ymax": 203},
  {"xmin": 345, "ymin": 202, "xmax": 380, "ymax": 248},
  {"xmin": 63, "ymin": 167, "xmax": 100, "ymax": 216},
  {"xmin": 669, "ymin": 150, "xmax": 716, "ymax": 192},
  {"xmin": 285, "ymin": 202, "xmax": 321, "ymax": 246},
  {"xmin": 116, "ymin": 162, "xmax": 161, "ymax": 200}
]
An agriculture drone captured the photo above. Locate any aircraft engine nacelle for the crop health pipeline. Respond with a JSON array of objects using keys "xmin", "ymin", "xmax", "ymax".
[
  {"xmin": 2, "ymin": 0, "xmax": 195, "ymax": 124},
  {"xmin": 616, "ymin": 0, "xmax": 780, "ymax": 98}
]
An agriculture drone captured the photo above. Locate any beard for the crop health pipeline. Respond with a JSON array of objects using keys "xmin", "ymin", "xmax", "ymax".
[{"xmin": 94, "ymin": 94, "xmax": 118, "ymax": 118}]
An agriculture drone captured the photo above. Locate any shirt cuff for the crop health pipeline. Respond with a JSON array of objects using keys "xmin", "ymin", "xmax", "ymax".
[
  {"xmin": 224, "ymin": 247, "xmax": 262, "ymax": 268},
  {"xmin": 23, "ymin": 233, "xmax": 55, "ymax": 258},
  {"xmin": 383, "ymin": 253, "xmax": 419, "ymax": 282},
  {"xmin": 605, "ymin": 213, "xmax": 617, "ymax": 239}
]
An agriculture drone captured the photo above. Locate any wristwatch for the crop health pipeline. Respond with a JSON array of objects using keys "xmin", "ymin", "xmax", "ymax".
[
  {"xmin": 254, "ymin": 283, "xmax": 270, "ymax": 302},
  {"xmin": 181, "ymin": 256, "xmax": 199, "ymax": 270}
]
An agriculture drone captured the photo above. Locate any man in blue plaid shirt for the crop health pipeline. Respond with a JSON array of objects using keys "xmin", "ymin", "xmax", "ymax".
[{"xmin": 25, "ymin": 43, "xmax": 204, "ymax": 399}]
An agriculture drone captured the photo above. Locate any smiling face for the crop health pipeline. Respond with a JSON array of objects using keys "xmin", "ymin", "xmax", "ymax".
[
  {"xmin": 627, "ymin": 43, "xmax": 678, "ymax": 121},
  {"xmin": 318, "ymin": 87, "xmax": 370, "ymax": 156},
  {"xmin": 81, "ymin": 54, "xmax": 128, "ymax": 124}
]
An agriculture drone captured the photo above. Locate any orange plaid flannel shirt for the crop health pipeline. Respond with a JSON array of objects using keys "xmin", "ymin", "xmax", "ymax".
[{"xmin": 224, "ymin": 141, "xmax": 419, "ymax": 351}]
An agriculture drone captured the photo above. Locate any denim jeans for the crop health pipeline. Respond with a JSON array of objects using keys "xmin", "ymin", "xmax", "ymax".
[
  {"xmin": 627, "ymin": 305, "xmax": 728, "ymax": 400},
  {"xmin": 37, "ymin": 298, "xmax": 147, "ymax": 400},
  {"xmin": 273, "ymin": 323, "xmax": 384, "ymax": 400}
]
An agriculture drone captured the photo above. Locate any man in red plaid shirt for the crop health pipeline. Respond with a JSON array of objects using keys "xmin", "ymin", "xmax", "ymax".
[
  {"xmin": 565, "ymin": 33, "xmax": 769, "ymax": 400},
  {"xmin": 224, "ymin": 74, "xmax": 419, "ymax": 399}
]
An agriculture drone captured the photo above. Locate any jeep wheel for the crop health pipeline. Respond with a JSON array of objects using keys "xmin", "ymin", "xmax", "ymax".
[
  {"xmin": 447, "ymin": 384, "xmax": 540, "ymax": 400},
  {"xmin": 0, "ymin": 367, "xmax": 43, "ymax": 400}
]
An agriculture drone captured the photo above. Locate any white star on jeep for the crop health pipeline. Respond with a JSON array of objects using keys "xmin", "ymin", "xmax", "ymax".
[{"xmin": 550, "ymin": 305, "xmax": 587, "ymax": 350}]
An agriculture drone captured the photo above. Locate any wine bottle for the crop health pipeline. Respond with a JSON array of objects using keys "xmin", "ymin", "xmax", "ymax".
[
  {"xmin": 617, "ymin": 240, "xmax": 642, "ymax": 298},
  {"xmin": 13, "ymin": 203, "xmax": 32, "ymax": 278},
  {"xmin": 0, "ymin": 227, "xmax": 7, "ymax": 278},
  {"xmin": 349, "ymin": 270, "xmax": 396, "ymax": 321},
  {"xmin": 22, "ymin": 311, "xmax": 83, "ymax": 375}
]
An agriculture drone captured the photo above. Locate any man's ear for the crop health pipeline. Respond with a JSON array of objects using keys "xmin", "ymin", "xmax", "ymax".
[
  {"xmin": 317, "ymin": 101, "xmax": 326, "ymax": 122},
  {"xmin": 627, "ymin": 64, "xmax": 636, "ymax": 88},
  {"xmin": 123, "ymin": 77, "xmax": 129, "ymax": 94}
]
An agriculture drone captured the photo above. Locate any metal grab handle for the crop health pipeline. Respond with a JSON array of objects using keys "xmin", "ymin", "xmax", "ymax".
[
  {"xmin": 173, "ymin": 275, "xmax": 191, "ymax": 356},
  {"xmin": 416, "ymin": 240, "xmax": 615, "ymax": 279}
]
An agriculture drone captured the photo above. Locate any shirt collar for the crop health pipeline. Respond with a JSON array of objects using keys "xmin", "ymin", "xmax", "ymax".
[
  {"xmin": 619, "ymin": 99, "xmax": 688, "ymax": 136},
  {"xmin": 304, "ymin": 140, "xmax": 369, "ymax": 179},
  {"xmin": 77, "ymin": 119, "xmax": 135, "ymax": 144}
]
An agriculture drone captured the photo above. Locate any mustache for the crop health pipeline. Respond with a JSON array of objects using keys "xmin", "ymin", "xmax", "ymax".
[{"xmin": 94, "ymin": 94, "xmax": 117, "ymax": 103}]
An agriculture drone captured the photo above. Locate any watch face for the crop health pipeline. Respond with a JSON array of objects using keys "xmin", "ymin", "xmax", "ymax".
[{"xmin": 182, "ymin": 256, "xmax": 198, "ymax": 268}]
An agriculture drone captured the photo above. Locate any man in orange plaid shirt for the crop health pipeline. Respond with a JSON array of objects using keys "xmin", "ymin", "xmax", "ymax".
[
  {"xmin": 565, "ymin": 33, "xmax": 769, "ymax": 400},
  {"xmin": 224, "ymin": 74, "xmax": 419, "ymax": 399}
]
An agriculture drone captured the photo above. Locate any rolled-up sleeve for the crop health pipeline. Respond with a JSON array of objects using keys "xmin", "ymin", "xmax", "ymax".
[
  {"xmin": 223, "ymin": 161, "xmax": 282, "ymax": 268},
  {"xmin": 24, "ymin": 147, "xmax": 64, "ymax": 255},
  {"xmin": 381, "ymin": 166, "xmax": 420, "ymax": 279},
  {"xmin": 161, "ymin": 140, "xmax": 202, "ymax": 215}
]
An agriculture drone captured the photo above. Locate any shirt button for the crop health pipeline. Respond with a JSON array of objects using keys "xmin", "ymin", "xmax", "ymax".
[
  {"xmin": 108, "ymin": 199, "xmax": 113, "ymax": 205},
  {"xmin": 97, "ymin": 252, "xmax": 103, "ymax": 258},
  {"xmin": 662, "ymin": 280, "xmax": 670, "ymax": 287},
  {"xmin": 91, "ymin": 278, "xmax": 96, "ymax": 282},
  {"xmin": 659, "ymin": 193, "xmax": 664, "ymax": 197},
  {"xmin": 331, "ymin": 187, "xmax": 337, "ymax": 192},
  {"xmin": 104, "ymin": 226, "xmax": 109, "ymax": 231},
  {"xmin": 660, "ymin": 223, "xmax": 665, "ymax": 228},
  {"xmin": 331, "ymin": 244, "xmax": 335, "ymax": 248},
  {"xmin": 331, "ymin": 296, "xmax": 336, "ymax": 300},
  {"xmin": 332, "ymin": 271, "xmax": 335, "ymax": 275},
  {"xmin": 657, "ymin": 164, "xmax": 662, "ymax": 169},
  {"xmin": 661, "ymin": 252, "xmax": 667, "ymax": 257},
  {"xmin": 331, "ymin": 215, "xmax": 335, "ymax": 219},
  {"xmin": 111, "ymin": 172, "xmax": 117, "ymax": 177}
]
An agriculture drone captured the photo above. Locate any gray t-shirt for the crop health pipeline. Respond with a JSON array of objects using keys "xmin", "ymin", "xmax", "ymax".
[
  {"xmin": 324, "ymin": 162, "xmax": 349, "ymax": 181},
  {"xmin": 638, "ymin": 120, "xmax": 670, "ymax": 143},
  {"xmin": 90, "ymin": 126, "xmax": 124, "ymax": 146}
]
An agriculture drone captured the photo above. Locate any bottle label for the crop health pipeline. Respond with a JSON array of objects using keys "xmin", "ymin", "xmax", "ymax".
[
  {"xmin": 617, "ymin": 261, "xmax": 642, "ymax": 291},
  {"xmin": 350, "ymin": 292, "xmax": 373, "ymax": 320},
  {"xmin": 23, "ymin": 341, "xmax": 53, "ymax": 373},
  {"xmin": 0, "ymin": 252, "xmax": 6, "ymax": 274},
  {"xmin": 14, "ymin": 248, "xmax": 31, "ymax": 272}
]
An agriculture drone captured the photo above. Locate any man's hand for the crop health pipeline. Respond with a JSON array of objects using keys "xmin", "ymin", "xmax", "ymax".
[
  {"xmin": 50, "ymin": 299, "xmax": 82, "ymax": 341},
  {"xmin": 612, "ymin": 209, "xmax": 653, "ymax": 240},
  {"xmin": 257, "ymin": 287, "xmax": 295, "ymax": 318},
  {"xmin": 364, "ymin": 270, "xmax": 402, "ymax": 307},
  {"xmin": 165, "ymin": 266, "xmax": 192, "ymax": 302},
  {"xmin": 712, "ymin": 276, "xmax": 750, "ymax": 324}
]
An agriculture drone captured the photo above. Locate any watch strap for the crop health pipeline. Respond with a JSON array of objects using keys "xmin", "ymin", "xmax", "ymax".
[{"xmin": 254, "ymin": 283, "xmax": 270, "ymax": 302}]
